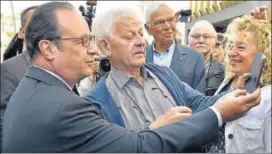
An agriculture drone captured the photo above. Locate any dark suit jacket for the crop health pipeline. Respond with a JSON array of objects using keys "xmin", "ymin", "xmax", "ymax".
[
  {"xmin": 0, "ymin": 52, "xmax": 30, "ymax": 151},
  {"xmin": 1, "ymin": 52, "xmax": 30, "ymax": 109},
  {"xmin": 146, "ymin": 42, "xmax": 206, "ymax": 93},
  {"xmin": 2, "ymin": 66, "xmax": 219, "ymax": 152}
]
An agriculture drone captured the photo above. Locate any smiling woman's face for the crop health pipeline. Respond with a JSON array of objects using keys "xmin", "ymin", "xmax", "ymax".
[{"xmin": 226, "ymin": 31, "xmax": 257, "ymax": 75}]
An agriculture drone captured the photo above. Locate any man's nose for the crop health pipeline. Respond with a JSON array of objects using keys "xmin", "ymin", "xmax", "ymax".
[
  {"xmin": 134, "ymin": 35, "xmax": 145, "ymax": 46},
  {"xmin": 87, "ymin": 43, "xmax": 98, "ymax": 55},
  {"xmin": 198, "ymin": 36, "xmax": 205, "ymax": 42},
  {"xmin": 162, "ymin": 21, "xmax": 171, "ymax": 29}
]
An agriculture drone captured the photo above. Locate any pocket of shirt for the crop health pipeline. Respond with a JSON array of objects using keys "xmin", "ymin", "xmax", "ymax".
[{"xmin": 235, "ymin": 118, "xmax": 264, "ymax": 152}]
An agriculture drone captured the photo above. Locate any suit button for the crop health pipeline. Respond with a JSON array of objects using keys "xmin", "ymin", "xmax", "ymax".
[{"xmin": 228, "ymin": 134, "xmax": 233, "ymax": 139}]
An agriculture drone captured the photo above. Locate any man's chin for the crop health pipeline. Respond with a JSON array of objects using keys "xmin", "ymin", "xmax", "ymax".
[
  {"xmin": 196, "ymin": 49, "xmax": 209, "ymax": 54},
  {"xmin": 133, "ymin": 60, "xmax": 145, "ymax": 67},
  {"xmin": 164, "ymin": 39, "xmax": 174, "ymax": 44}
]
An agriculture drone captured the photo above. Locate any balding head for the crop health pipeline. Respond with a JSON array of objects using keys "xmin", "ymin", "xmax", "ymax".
[{"xmin": 188, "ymin": 20, "xmax": 217, "ymax": 59}]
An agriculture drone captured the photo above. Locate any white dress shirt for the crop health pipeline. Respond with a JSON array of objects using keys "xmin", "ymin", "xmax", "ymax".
[{"xmin": 225, "ymin": 85, "xmax": 271, "ymax": 153}]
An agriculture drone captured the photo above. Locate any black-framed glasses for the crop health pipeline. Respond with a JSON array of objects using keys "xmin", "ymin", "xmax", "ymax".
[
  {"xmin": 54, "ymin": 34, "xmax": 95, "ymax": 47},
  {"xmin": 149, "ymin": 17, "xmax": 176, "ymax": 27}
]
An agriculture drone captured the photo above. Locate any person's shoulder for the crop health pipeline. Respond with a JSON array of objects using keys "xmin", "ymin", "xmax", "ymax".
[
  {"xmin": 28, "ymin": 85, "xmax": 91, "ymax": 116},
  {"xmin": 261, "ymin": 85, "xmax": 271, "ymax": 106},
  {"xmin": 246, "ymin": 84, "xmax": 271, "ymax": 118},
  {"xmin": 178, "ymin": 45, "xmax": 199, "ymax": 54},
  {"xmin": 178, "ymin": 45, "xmax": 203, "ymax": 58},
  {"xmin": 1, "ymin": 54, "xmax": 26, "ymax": 66},
  {"xmin": 145, "ymin": 63, "xmax": 177, "ymax": 79},
  {"xmin": 50, "ymin": 87, "xmax": 95, "ymax": 116},
  {"xmin": 146, "ymin": 63, "xmax": 171, "ymax": 72},
  {"xmin": 1, "ymin": 54, "xmax": 28, "ymax": 73},
  {"xmin": 49, "ymin": 86, "xmax": 85, "ymax": 103}
]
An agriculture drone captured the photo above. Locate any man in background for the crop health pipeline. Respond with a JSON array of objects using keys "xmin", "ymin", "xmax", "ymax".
[
  {"xmin": 188, "ymin": 20, "xmax": 225, "ymax": 96},
  {"xmin": 0, "ymin": 6, "xmax": 37, "ymax": 152},
  {"xmin": 3, "ymin": 6, "xmax": 37, "ymax": 61},
  {"xmin": 145, "ymin": 3, "xmax": 206, "ymax": 93}
]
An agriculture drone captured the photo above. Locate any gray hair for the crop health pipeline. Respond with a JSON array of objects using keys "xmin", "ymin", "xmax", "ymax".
[
  {"xmin": 145, "ymin": 2, "xmax": 169, "ymax": 24},
  {"xmin": 188, "ymin": 20, "xmax": 217, "ymax": 44},
  {"xmin": 25, "ymin": 2, "xmax": 75, "ymax": 60},
  {"xmin": 92, "ymin": 6, "xmax": 142, "ymax": 46},
  {"xmin": 188, "ymin": 20, "xmax": 217, "ymax": 37}
]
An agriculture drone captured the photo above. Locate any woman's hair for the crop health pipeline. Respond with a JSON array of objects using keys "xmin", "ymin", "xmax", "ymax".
[{"xmin": 224, "ymin": 15, "xmax": 271, "ymax": 84}]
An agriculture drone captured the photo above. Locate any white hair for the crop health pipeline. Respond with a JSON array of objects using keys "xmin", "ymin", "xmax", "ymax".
[
  {"xmin": 145, "ymin": 2, "xmax": 170, "ymax": 24},
  {"xmin": 92, "ymin": 5, "xmax": 142, "ymax": 45},
  {"xmin": 188, "ymin": 20, "xmax": 217, "ymax": 37}
]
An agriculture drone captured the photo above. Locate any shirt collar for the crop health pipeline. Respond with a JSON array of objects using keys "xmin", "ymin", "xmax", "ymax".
[
  {"xmin": 110, "ymin": 66, "xmax": 153, "ymax": 89},
  {"xmin": 33, "ymin": 65, "xmax": 73, "ymax": 91},
  {"xmin": 152, "ymin": 40, "xmax": 175, "ymax": 55}
]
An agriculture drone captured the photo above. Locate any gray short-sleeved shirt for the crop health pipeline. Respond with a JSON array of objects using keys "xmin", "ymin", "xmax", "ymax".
[{"xmin": 106, "ymin": 66, "xmax": 176, "ymax": 131}]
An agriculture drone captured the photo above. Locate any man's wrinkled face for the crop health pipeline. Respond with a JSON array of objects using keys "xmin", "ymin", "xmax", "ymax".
[
  {"xmin": 189, "ymin": 26, "xmax": 216, "ymax": 56},
  {"xmin": 226, "ymin": 31, "xmax": 257, "ymax": 75},
  {"xmin": 53, "ymin": 9, "xmax": 98, "ymax": 82},
  {"xmin": 106, "ymin": 16, "xmax": 146, "ymax": 70},
  {"xmin": 146, "ymin": 5, "xmax": 176, "ymax": 45}
]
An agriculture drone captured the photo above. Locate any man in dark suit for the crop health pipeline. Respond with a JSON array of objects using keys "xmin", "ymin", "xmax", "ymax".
[
  {"xmin": 0, "ymin": 6, "xmax": 36, "ymax": 151},
  {"xmin": 2, "ymin": 2, "xmax": 261, "ymax": 152},
  {"xmin": 3, "ymin": 6, "xmax": 37, "ymax": 61},
  {"xmin": 145, "ymin": 3, "xmax": 205, "ymax": 93},
  {"xmin": 1, "ymin": 6, "xmax": 36, "ymax": 107}
]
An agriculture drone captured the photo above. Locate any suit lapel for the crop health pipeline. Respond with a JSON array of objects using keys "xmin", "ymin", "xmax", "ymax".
[{"xmin": 170, "ymin": 43, "xmax": 186, "ymax": 75}]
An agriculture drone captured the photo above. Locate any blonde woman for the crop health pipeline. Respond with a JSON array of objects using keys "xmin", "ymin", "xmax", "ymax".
[{"xmin": 211, "ymin": 16, "xmax": 271, "ymax": 153}]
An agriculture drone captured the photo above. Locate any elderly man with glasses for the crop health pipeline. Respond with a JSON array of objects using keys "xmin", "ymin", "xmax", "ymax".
[
  {"xmin": 145, "ymin": 3, "xmax": 206, "ymax": 93},
  {"xmin": 188, "ymin": 20, "xmax": 225, "ymax": 97}
]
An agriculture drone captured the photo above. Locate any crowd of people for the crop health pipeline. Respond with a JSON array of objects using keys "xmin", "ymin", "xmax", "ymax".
[{"xmin": 0, "ymin": 1, "xmax": 271, "ymax": 153}]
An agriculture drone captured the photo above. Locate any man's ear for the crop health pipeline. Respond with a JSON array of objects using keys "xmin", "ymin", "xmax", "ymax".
[
  {"xmin": 144, "ymin": 24, "xmax": 152, "ymax": 35},
  {"xmin": 38, "ymin": 40, "xmax": 57, "ymax": 60},
  {"xmin": 98, "ymin": 39, "xmax": 111, "ymax": 56},
  {"xmin": 19, "ymin": 27, "xmax": 25, "ymax": 39}
]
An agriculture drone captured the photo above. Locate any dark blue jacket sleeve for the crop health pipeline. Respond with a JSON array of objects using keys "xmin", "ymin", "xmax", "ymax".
[{"xmin": 179, "ymin": 81, "xmax": 230, "ymax": 113}]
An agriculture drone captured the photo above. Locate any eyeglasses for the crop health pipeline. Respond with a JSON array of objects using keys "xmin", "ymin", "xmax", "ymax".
[
  {"xmin": 54, "ymin": 34, "xmax": 95, "ymax": 47},
  {"xmin": 149, "ymin": 17, "xmax": 176, "ymax": 27},
  {"xmin": 191, "ymin": 34, "xmax": 215, "ymax": 40}
]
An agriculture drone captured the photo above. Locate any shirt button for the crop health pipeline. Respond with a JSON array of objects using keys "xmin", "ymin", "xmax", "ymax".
[
  {"xmin": 145, "ymin": 120, "xmax": 151, "ymax": 124},
  {"xmin": 228, "ymin": 134, "xmax": 233, "ymax": 139}
]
